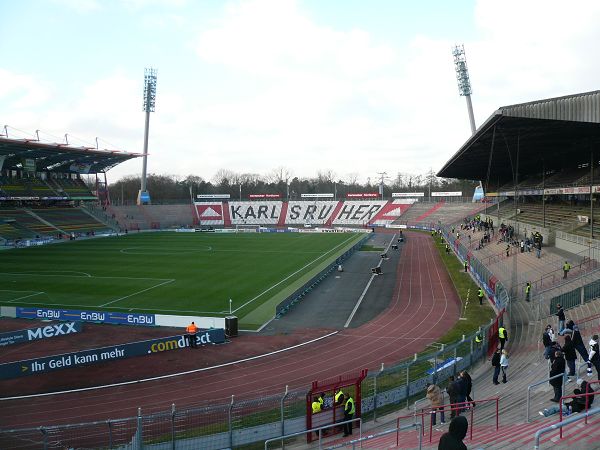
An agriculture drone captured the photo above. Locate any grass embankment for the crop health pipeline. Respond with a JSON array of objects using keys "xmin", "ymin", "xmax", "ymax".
[{"xmin": 360, "ymin": 244, "xmax": 384, "ymax": 252}]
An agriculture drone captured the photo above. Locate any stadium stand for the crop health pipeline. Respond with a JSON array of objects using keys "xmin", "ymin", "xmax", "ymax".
[
  {"xmin": 285, "ymin": 200, "xmax": 338, "ymax": 225},
  {"xmin": 140, "ymin": 204, "xmax": 195, "ymax": 228},
  {"xmin": 49, "ymin": 177, "xmax": 96, "ymax": 199},
  {"xmin": 32, "ymin": 208, "xmax": 112, "ymax": 234},
  {"xmin": 0, "ymin": 208, "xmax": 55, "ymax": 236}
]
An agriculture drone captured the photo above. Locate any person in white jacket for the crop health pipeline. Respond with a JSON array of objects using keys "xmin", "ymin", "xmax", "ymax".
[
  {"xmin": 500, "ymin": 350, "xmax": 509, "ymax": 383},
  {"xmin": 587, "ymin": 335, "xmax": 600, "ymax": 378}
]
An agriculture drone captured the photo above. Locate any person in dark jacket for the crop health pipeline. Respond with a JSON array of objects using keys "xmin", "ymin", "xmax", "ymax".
[
  {"xmin": 542, "ymin": 325, "xmax": 555, "ymax": 360},
  {"xmin": 491, "ymin": 348, "xmax": 501, "ymax": 385},
  {"xmin": 438, "ymin": 416, "xmax": 468, "ymax": 450},
  {"xmin": 550, "ymin": 350, "xmax": 566, "ymax": 402},
  {"xmin": 562, "ymin": 334, "xmax": 577, "ymax": 381},
  {"xmin": 446, "ymin": 376, "xmax": 458, "ymax": 418},
  {"xmin": 565, "ymin": 320, "xmax": 589, "ymax": 362},
  {"xmin": 556, "ymin": 304, "xmax": 566, "ymax": 334},
  {"xmin": 454, "ymin": 374, "xmax": 467, "ymax": 415},
  {"xmin": 460, "ymin": 371, "xmax": 474, "ymax": 407}
]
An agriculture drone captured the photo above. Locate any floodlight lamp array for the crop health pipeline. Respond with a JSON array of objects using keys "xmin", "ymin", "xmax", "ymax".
[
  {"xmin": 452, "ymin": 45, "xmax": 472, "ymax": 97},
  {"xmin": 143, "ymin": 68, "xmax": 158, "ymax": 112}
]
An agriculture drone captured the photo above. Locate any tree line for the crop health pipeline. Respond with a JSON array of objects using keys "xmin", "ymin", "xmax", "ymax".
[{"xmin": 106, "ymin": 168, "xmax": 479, "ymax": 205}]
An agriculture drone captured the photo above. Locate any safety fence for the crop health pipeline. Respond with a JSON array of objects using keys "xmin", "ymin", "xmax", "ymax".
[{"xmin": 0, "ymin": 319, "xmax": 498, "ymax": 450}]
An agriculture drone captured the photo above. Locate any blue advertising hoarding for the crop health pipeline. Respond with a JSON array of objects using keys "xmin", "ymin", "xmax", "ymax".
[
  {"xmin": 16, "ymin": 307, "xmax": 156, "ymax": 326},
  {"xmin": 0, "ymin": 322, "xmax": 82, "ymax": 347},
  {"xmin": 0, "ymin": 328, "xmax": 226, "ymax": 380}
]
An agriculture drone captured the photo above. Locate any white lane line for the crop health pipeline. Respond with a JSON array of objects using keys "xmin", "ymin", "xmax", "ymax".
[
  {"xmin": 344, "ymin": 234, "xmax": 396, "ymax": 328},
  {"xmin": 0, "ymin": 272, "xmax": 172, "ymax": 281},
  {"xmin": 0, "ymin": 331, "xmax": 339, "ymax": 401},
  {"xmin": 233, "ymin": 234, "xmax": 360, "ymax": 313},
  {"xmin": 7, "ymin": 292, "xmax": 46, "ymax": 303},
  {"xmin": 99, "ymin": 279, "xmax": 175, "ymax": 307}
]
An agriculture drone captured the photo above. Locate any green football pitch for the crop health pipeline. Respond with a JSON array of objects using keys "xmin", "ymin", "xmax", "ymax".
[{"xmin": 0, "ymin": 231, "xmax": 364, "ymax": 329}]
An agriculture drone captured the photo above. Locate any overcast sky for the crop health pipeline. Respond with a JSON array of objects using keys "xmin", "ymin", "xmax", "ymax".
[{"xmin": 2, "ymin": 0, "xmax": 599, "ymax": 185}]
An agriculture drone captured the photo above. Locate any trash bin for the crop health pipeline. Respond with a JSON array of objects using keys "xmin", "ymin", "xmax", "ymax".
[{"xmin": 225, "ymin": 316, "xmax": 238, "ymax": 337}]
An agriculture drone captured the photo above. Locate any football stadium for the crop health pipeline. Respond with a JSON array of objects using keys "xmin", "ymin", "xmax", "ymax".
[
  {"xmin": 1, "ymin": 90, "xmax": 600, "ymax": 450},
  {"xmin": 2, "ymin": 4, "xmax": 600, "ymax": 449}
]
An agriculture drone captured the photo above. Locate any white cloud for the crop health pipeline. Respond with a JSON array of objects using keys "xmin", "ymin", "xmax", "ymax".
[{"xmin": 0, "ymin": 69, "xmax": 52, "ymax": 109}]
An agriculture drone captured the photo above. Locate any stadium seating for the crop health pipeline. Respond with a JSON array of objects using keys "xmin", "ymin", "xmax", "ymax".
[
  {"xmin": 285, "ymin": 200, "xmax": 338, "ymax": 225},
  {"xmin": 228, "ymin": 201, "xmax": 283, "ymax": 225},
  {"xmin": 32, "ymin": 207, "xmax": 111, "ymax": 234},
  {"xmin": 141, "ymin": 204, "xmax": 195, "ymax": 228},
  {"xmin": 50, "ymin": 178, "xmax": 96, "ymax": 199},
  {"xmin": 332, "ymin": 200, "xmax": 388, "ymax": 226},
  {"xmin": 0, "ymin": 208, "xmax": 55, "ymax": 236}
]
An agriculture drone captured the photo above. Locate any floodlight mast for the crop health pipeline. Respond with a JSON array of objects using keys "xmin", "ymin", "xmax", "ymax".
[
  {"xmin": 452, "ymin": 45, "xmax": 476, "ymax": 135},
  {"xmin": 138, "ymin": 68, "xmax": 157, "ymax": 205}
]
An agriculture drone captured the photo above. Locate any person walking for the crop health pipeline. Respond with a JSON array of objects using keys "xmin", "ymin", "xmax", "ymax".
[
  {"xmin": 426, "ymin": 383, "xmax": 445, "ymax": 426},
  {"xmin": 556, "ymin": 304, "xmax": 566, "ymax": 334},
  {"xmin": 562, "ymin": 334, "xmax": 577, "ymax": 382},
  {"xmin": 342, "ymin": 394, "xmax": 355, "ymax": 437},
  {"xmin": 550, "ymin": 350, "xmax": 566, "ymax": 402},
  {"xmin": 477, "ymin": 288, "xmax": 484, "ymax": 305},
  {"xmin": 500, "ymin": 350, "xmax": 509, "ymax": 383},
  {"xmin": 492, "ymin": 349, "xmax": 501, "ymax": 385},
  {"xmin": 563, "ymin": 261, "xmax": 571, "ymax": 279},
  {"xmin": 506, "ymin": 244, "xmax": 510, "ymax": 258},
  {"xmin": 185, "ymin": 321, "xmax": 198, "ymax": 349},
  {"xmin": 463, "ymin": 260, "xmax": 468, "ymax": 272},
  {"xmin": 438, "ymin": 416, "xmax": 468, "ymax": 450},
  {"xmin": 565, "ymin": 320, "xmax": 590, "ymax": 363},
  {"xmin": 536, "ymin": 240, "xmax": 542, "ymax": 258},
  {"xmin": 525, "ymin": 282, "xmax": 531, "ymax": 302},
  {"xmin": 498, "ymin": 325, "xmax": 508, "ymax": 351}
]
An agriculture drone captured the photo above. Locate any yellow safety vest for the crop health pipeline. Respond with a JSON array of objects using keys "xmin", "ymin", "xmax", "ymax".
[
  {"xmin": 499, "ymin": 327, "xmax": 506, "ymax": 339},
  {"xmin": 475, "ymin": 333, "xmax": 482, "ymax": 343},
  {"xmin": 312, "ymin": 401, "xmax": 321, "ymax": 414},
  {"xmin": 478, "ymin": 289, "xmax": 484, "ymax": 298},
  {"xmin": 345, "ymin": 397, "xmax": 355, "ymax": 415},
  {"xmin": 335, "ymin": 391, "xmax": 344, "ymax": 404},
  {"xmin": 563, "ymin": 263, "xmax": 571, "ymax": 271},
  {"xmin": 525, "ymin": 284, "xmax": 531, "ymax": 294}
]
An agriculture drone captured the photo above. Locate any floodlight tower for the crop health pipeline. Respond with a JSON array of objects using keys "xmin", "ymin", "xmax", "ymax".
[
  {"xmin": 452, "ymin": 45, "xmax": 476, "ymax": 135},
  {"xmin": 137, "ymin": 68, "xmax": 157, "ymax": 205}
]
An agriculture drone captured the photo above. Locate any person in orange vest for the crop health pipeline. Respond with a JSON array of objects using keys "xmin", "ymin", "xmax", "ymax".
[{"xmin": 186, "ymin": 321, "xmax": 198, "ymax": 348}]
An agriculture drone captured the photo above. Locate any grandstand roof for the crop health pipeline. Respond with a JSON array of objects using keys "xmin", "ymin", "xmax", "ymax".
[
  {"xmin": 438, "ymin": 90, "xmax": 600, "ymax": 186},
  {"xmin": 0, "ymin": 137, "xmax": 141, "ymax": 174}
]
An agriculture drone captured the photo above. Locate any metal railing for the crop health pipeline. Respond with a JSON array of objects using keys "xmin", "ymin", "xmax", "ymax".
[
  {"xmin": 534, "ymin": 406, "xmax": 600, "ymax": 449},
  {"xmin": 525, "ymin": 372, "xmax": 567, "ymax": 422},
  {"xmin": 397, "ymin": 397, "xmax": 500, "ymax": 444},
  {"xmin": 324, "ymin": 422, "xmax": 423, "ymax": 450},
  {"xmin": 264, "ymin": 417, "xmax": 362, "ymax": 449},
  {"xmin": 558, "ymin": 380, "xmax": 600, "ymax": 438}
]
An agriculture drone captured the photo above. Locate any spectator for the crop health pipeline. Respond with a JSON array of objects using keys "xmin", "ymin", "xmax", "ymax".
[
  {"xmin": 556, "ymin": 304, "xmax": 566, "ymax": 334},
  {"xmin": 525, "ymin": 282, "xmax": 531, "ymax": 302},
  {"xmin": 426, "ymin": 383, "xmax": 445, "ymax": 426},
  {"xmin": 447, "ymin": 376, "xmax": 458, "ymax": 418},
  {"xmin": 460, "ymin": 371, "xmax": 474, "ymax": 407},
  {"xmin": 550, "ymin": 350, "xmax": 566, "ymax": 402},
  {"xmin": 543, "ymin": 325, "xmax": 555, "ymax": 360},
  {"xmin": 562, "ymin": 334, "xmax": 577, "ymax": 382},
  {"xmin": 565, "ymin": 320, "xmax": 589, "ymax": 363},
  {"xmin": 491, "ymin": 348, "xmax": 501, "ymax": 385},
  {"xmin": 587, "ymin": 334, "xmax": 600, "ymax": 378},
  {"xmin": 438, "ymin": 416, "xmax": 468, "ymax": 450},
  {"xmin": 500, "ymin": 350, "xmax": 509, "ymax": 383}
]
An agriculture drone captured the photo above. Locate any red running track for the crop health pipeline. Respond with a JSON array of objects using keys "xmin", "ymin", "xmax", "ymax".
[{"xmin": 0, "ymin": 230, "xmax": 460, "ymax": 429}]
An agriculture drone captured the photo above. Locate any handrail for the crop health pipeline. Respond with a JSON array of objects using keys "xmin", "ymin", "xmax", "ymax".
[
  {"xmin": 398, "ymin": 396, "xmax": 500, "ymax": 444},
  {"xmin": 263, "ymin": 417, "xmax": 362, "ymax": 450},
  {"xmin": 324, "ymin": 422, "xmax": 422, "ymax": 450},
  {"xmin": 558, "ymin": 379, "xmax": 600, "ymax": 439},
  {"xmin": 534, "ymin": 406, "xmax": 600, "ymax": 449},
  {"xmin": 526, "ymin": 372, "xmax": 567, "ymax": 422}
]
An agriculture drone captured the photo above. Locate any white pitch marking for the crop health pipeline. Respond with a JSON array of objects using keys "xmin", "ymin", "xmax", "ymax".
[
  {"xmin": 99, "ymin": 279, "xmax": 175, "ymax": 307},
  {"xmin": 7, "ymin": 291, "xmax": 46, "ymax": 303},
  {"xmin": 233, "ymin": 234, "xmax": 360, "ymax": 313}
]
